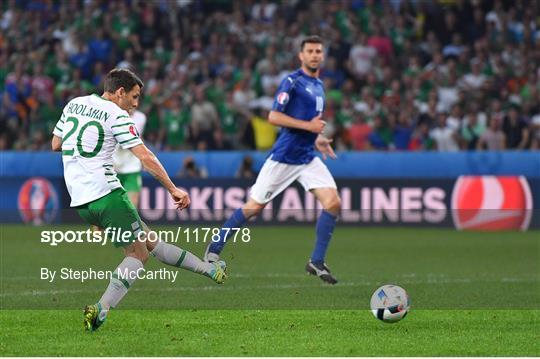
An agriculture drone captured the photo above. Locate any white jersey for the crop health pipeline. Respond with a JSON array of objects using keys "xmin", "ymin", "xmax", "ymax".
[
  {"xmin": 113, "ymin": 110, "xmax": 146, "ymax": 174},
  {"xmin": 53, "ymin": 94, "xmax": 143, "ymax": 206}
]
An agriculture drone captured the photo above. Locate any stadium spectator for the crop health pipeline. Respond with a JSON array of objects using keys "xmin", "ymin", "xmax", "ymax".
[
  {"xmin": 430, "ymin": 112, "xmax": 460, "ymax": 152},
  {"xmin": 461, "ymin": 110, "xmax": 485, "ymax": 150},
  {"xmin": 502, "ymin": 107, "xmax": 530, "ymax": 149},
  {"xmin": 409, "ymin": 123, "xmax": 435, "ymax": 151},
  {"xmin": 477, "ymin": 117, "xmax": 506, "ymax": 151},
  {"xmin": 236, "ymin": 155, "xmax": 257, "ymax": 179},
  {"xmin": 88, "ymin": 28, "xmax": 113, "ymax": 65},
  {"xmin": 177, "ymin": 156, "xmax": 208, "ymax": 179},
  {"xmin": 347, "ymin": 114, "xmax": 371, "ymax": 151},
  {"xmin": 163, "ymin": 96, "xmax": 190, "ymax": 150},
  {"xmin": 446, "ymin": 104, "xmax": 462, "ymax": 131},
  {"xmin": 367, "ymin": 24, "xmax": 394, "ymax": 65},
  {"xmin": 459, "ymin": 58, "xmax": 488, "ymax": 92},
  {"xmin": 190, "ymin": 86, "xmax": 220, "ymax": 151},
  {"xmin": 530, "ymin": 114, "xmax": 540, "ymax": 150},
  {"xmin": 211, "ymin": 129, "xmax": 233, "ymax": 151},
  {"xmin": 437, "ymin": 75, "xmax": 460, "ymax": 114},
  {"xmin": 321, "ymin": 56, "xmax": 345, "ymax": 89},
  {"xmin": 368, "ymin": 115, "xmax": 391, "ymax": 150},
  {"xmin": 250, "ymin": 106, "xmax": 277, "ymax": 151},
  {"xmin": 348, "ymin": 32, "xmax": 376, "ymax": 81},
  {"xmin": 393, "ymin": 112, "xmax": 414, "ymax": 150}
]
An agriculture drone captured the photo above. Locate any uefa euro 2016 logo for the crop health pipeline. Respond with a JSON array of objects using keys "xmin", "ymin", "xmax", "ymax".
[{"xmin": 18, "ymin": 177, "xmax": 59, "ymax": 225}]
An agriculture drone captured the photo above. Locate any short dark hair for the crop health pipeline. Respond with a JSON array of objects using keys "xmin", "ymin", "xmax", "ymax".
[
  {"xmin": 300, "ymin": 35, "xmax": 324, "ymax": 51},
  {"xmin": 103, "ymin": 68, "xmax": 144, "ymax": 93}
]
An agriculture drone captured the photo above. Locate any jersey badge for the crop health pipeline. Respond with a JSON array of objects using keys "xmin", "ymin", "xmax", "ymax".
[
  {"xmin": 129, "ymin": 125, "xmax": 139, "ymax": 137},
  {"xmin": 277, "ymin": 92, "xmax": 289, "ymax": 105}
]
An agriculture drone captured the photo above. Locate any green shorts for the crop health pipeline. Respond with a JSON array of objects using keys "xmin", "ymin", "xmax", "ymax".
[
  {"xmin": 117, "ymin": 172, "xmax": 142, "ymax": 192},
  {"xmin": 76, "ymin": 188, "xmax": 143, "ymax": 247}
]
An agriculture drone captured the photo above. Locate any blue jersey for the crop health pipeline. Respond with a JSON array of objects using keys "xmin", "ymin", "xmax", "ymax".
[{"xmin": 270, "ymin": 69, "xmax": 325, "ymax": 164}]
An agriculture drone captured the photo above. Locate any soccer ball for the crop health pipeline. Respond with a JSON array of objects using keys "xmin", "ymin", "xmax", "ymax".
[{"xmin": 370, "ymin": 284, "xmax": 410, "ymax": 323}]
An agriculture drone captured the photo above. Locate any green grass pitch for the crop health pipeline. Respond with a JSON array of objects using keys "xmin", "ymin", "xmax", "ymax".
[{"xmin": 1, "ymin": 225, "xmax": 539, "ymax": 356}]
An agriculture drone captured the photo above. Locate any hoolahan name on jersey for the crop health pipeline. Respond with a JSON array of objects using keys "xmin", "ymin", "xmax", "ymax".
[{"xmin": 66, "ymin": 102, "xmax": 111, "ymax": 122}]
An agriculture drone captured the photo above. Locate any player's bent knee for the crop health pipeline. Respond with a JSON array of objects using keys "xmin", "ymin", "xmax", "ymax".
[
  {"xmin": 325, "ymin": 196, "xmax": 341, "ymax": 214},
  {"xmin": 124, "ymin": 240, "xmax": 149, "ymax": 264},
  {"xmin": 134, "ymin": 249, "xmax": 149, "ymax": 263}
]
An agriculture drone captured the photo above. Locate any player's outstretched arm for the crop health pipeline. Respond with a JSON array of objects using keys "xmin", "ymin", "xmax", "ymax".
[
  {"xmin": 129, "ymin": 144, "xmax": 190, "ymax": 209},
  {"xmin": 51, "ymin": 135, "xmax": 62, "ymax": 152},
  {"xmin": 268, "ymin": 111, "xmax": 326, "ymax": 134}
]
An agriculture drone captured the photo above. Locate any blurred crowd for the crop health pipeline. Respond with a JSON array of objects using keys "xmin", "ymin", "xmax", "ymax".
[{"xmin": 1, "ymin": 0, "xmax": 539, "ymax": 152}]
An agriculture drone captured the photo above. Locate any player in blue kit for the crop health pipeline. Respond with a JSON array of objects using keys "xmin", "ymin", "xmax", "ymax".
[{"xmin": 205, "ymin": 36, "xmax": 341, "ymax": 284}]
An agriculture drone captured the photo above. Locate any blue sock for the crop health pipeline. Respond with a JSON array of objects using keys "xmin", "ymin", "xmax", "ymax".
[
  {"xmin": 311, "ymin": 210, "xmax": 337, "ymax": 264},
  {"xmin": 208, "ymin": 208, "xmax": 247, "ymax": 255}
]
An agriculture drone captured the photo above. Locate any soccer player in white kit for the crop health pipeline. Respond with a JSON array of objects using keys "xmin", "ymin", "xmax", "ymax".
[{"xmin": 51, "ymin": 69, "xmax": 227, "ymax": 331}]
